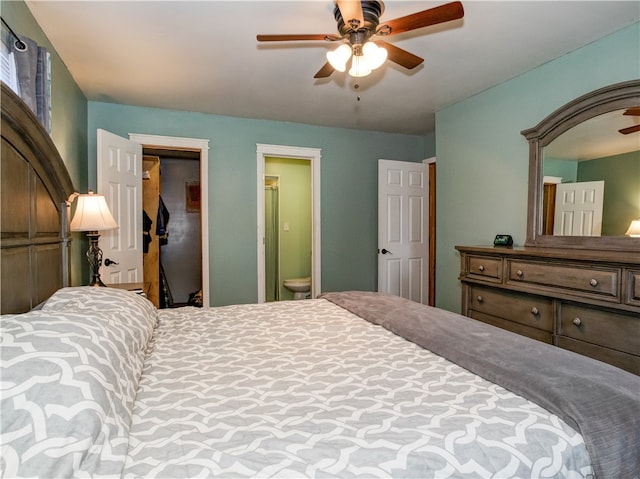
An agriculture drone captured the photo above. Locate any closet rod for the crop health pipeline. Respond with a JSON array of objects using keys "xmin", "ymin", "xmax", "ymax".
[{"xmin": 1, "ymin": 17, "xmax": 27, "ymax": 51}]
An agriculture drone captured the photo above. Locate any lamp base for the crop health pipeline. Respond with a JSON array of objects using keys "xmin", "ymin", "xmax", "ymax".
[
  {"xmin": 89, "ymin": 277, "xmax": 108, "ymax": 287},
  {"xmin": 86, "ymin": 231, "xmax": 108, "ymax": 287}
]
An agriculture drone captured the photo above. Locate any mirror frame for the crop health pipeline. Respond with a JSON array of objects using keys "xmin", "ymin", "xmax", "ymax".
[{"xmin": 521, "ymin": 79, "xmax": 640, "ymax": 252}]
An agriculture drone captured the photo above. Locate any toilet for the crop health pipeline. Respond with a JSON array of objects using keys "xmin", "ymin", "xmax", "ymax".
[{"xmin": 283, "ymin": 277, "xmax": 311, "ymax": 300}]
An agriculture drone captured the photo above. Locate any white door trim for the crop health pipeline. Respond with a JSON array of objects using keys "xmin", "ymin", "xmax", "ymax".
[
  {"xmin": 256, "ymin": 143, "xmax": 321, "ymax": 303},
  {"xmin": 129, "ymin": 133, "xmax": 211, "ymax": 308}
]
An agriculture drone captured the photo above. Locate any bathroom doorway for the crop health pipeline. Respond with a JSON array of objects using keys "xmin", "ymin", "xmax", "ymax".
[
  {"xmin": 256, "ymin": 144, "xmax": 321, "ymax": 303},
  {"xmin": 264, "ymin": 159, "xmax": 312, "ymax": 301}
]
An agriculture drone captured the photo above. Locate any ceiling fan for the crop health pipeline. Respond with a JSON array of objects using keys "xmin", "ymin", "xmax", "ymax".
[
  {"xmin": 256, "ymin": 1, "xmax": 464, "ymax": 79},
  {"xmin": 619, "ymin": 107, "xmax": 640, "ymax": 135}
]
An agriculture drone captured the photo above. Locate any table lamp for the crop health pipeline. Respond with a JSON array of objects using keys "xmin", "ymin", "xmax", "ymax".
[
  {"xmin": 625, "ymin": 218, "xmax": 640, "ymax": 237},
  {"xmin": 69, "ymin": 191, "xmax": 118, "ymax": 286}
]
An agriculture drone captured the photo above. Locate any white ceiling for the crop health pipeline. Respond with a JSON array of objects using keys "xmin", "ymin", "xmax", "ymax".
[{"xmin": 25, "ymin": 0, "xmax": 640, "ymax": 135}]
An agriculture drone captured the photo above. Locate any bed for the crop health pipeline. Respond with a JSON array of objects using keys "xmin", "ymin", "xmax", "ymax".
[{"xmin": 1, "ymin": 82, "xmax": 639, "ymax": 479}]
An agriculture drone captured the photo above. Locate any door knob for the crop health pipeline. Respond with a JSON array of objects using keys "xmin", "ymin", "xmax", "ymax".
[
  {"xmin": 380, "ymin": 248, "xmax": 392, "ymax": 255},
  {"xmin": 104, "ymin": 258, "xmax": 119, "ymax": 267}
]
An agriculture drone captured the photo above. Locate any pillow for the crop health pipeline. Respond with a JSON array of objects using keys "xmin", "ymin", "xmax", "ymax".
[
  {"xmin": 1, "ymin": 289, "xmax": 156, "ymax": 477},
  {"xmin": 43, "ymin": 286, "xmax": 156, "ymax": 318},
  {"xmin": 43, "ymin": 287, "xmax": 157, "ymax": 358}
]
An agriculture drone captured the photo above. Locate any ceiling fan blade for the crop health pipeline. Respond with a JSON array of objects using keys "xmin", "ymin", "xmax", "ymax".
[
  {"xmin": 619, "ymin": 124, "xmax": 640, "ymax": 135},
  {"xmin": 314, "ymin": 62, "xmax": 335, "ymax": 79},
  {"xmin": 375, "ymin": 40, "xmax": 424, "ymax": 69},
  {"xmin": 257, "ymin": 34, "xmax": 339, "ymax": 42},
  {"xmin": 623, "ymin": 106, "xmax": 640, "ymax": 116},
  {"xmin": 336, "ymin": 0, "xmax": 365, "ymax": 30},
  {"xmin": 382, "ymin": 1, "xmax": 464, "ymax": 36}
]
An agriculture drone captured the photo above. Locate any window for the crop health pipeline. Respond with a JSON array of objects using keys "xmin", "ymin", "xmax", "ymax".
[{"xmin": 1, "ymin": 34, "xmax": 19, "ymax": 93}]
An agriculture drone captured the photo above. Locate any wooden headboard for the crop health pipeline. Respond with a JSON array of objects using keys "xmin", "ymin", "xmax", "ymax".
[{"xmin": 1, "ymin": 82, "xmax": 75, "ymax": 313}]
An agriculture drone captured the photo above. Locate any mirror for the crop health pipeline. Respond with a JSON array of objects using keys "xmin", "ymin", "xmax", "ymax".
[{"xmin": 522, "ymin": 80, "xmax": 640, "ymax": 251}]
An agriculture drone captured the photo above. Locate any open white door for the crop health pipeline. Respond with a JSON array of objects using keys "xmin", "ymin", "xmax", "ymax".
[
  {"xmin": 378, "ymin": 159, "xmax": 429, "ymax": 304},
  {"xmin": 97, "ymin": 129, "xmax": 143, "ymax": 283},
  {"xmin": 553, "ymin": 180, "xmax": 604, "ymax": 236}
]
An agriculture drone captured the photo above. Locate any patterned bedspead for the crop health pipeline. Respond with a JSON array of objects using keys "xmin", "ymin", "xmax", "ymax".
[
  {"xmin": 1, "ymin": 287, "xmax": 157, "ymax": 477},
  {"xmin": 124, "ymin": 299, "xmax": 593, "ymax": 478}
]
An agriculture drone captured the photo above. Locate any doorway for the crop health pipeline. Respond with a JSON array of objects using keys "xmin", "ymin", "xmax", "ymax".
[
  {"xmin": 144, "ymin": 149, "xmax": 202, "ymax": 307},
  {"xmin": 265, "ymin": 159, "xmax": 312, "ymax": 301},
  {"xmin": 256, "ymin": 144, "xmax": 321, "ymax": 303},
  {"xmin": 130, "ymin": 133, "xmax": 210, "ymax": 307}
]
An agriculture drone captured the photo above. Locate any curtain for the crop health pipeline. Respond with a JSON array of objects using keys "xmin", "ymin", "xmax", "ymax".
[
  {"xmin": 6, "ymin": 34, "xmax": 51, "ymax": 132},
  {"xmin": 265, "ymin": 186, "xmax": 280, "ymax": 302}
]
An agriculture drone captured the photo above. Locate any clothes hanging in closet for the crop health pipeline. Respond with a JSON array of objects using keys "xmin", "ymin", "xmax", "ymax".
[
  {"xmin": 142, "ymin": 210, "xmax": 152, "ymax": 254},
  {"xmin": 156, "ymin": 196, "xmax": 170, "ymax": 245}
]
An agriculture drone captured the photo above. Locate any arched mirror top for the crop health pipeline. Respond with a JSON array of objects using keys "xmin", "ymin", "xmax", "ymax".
[{"xmin": 521, "ymin": 80, "xmax": 640, "ymax": 252}]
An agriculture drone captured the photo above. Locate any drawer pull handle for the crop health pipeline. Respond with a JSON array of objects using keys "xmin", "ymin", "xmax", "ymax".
[
  {"xmin": 573, "ymin": 317, "xmax": 582, "ymax": 327},
  {"xmin": 478, "ymin": 265, "xmax": 485, "ymax": 272},
  {"xmin": 531, "ymin": 307, "xmax": 539, "ymax": 316},
  {"xmin": 516, "ymin": 269, "xmax": 523, "ymax": 277},
  {"xmin": 589, "ymin": 278, "xmax": 598, "ymax": 287},
  {"xmin": 476, "ymin": 295, "xmax": 483, "ymax": 303}
]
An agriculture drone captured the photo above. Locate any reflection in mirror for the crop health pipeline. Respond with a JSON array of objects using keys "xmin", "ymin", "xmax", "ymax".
[
  {"xmin": 542, "ymin": 108, "xmax": 640, "ymax": 237},
  {"xmin": 522, "ymin": 79, "xmax": 640, "ymax": 252}
]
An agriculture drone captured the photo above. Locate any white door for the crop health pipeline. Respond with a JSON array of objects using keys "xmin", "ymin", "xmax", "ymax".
[
  {"xmin": 97, "ymin": 129, "xmax": 143, "ymax": 283},
  {"xmin": 378, "ymin": 159, "xmax": 429, "ymax": 304},
  {"xmin": 553, "ymin": 180, "xmax": 604, "ymax": 236}
]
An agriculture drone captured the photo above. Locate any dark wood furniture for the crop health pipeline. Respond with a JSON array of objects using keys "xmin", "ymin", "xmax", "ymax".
[
  {"xmin": 456, "ymin": 81, "xmax": 640, "ymax": 376},
  {"xmin": 1, "ymin": 82, "xmax": 75, "ymax": 313},
  {"xmin": 457, "ymin": 246, "xmax": 639, "ymax": 375}
]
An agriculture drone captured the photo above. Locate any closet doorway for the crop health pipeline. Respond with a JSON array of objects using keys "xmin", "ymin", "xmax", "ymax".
[
  {"xmin": 131, "ymin": 133, "xmax": 210, "ymax": 308},
  {"xmin": 143, "ymin": 149, "xmax": 202, "ymax": 308}
]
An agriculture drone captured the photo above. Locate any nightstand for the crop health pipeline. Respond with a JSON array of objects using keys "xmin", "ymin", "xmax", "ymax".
[{"xmin": 106, "ymin": 282, "xmax": 150, "ymax": 297}]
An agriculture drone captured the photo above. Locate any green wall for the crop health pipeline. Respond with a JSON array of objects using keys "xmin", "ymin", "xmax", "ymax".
[
  {"xmin": 577, "ymin": 151, "xmax": 640, "ymax": 236},
  {"xmin": 265, "ymin": 157, "xmax": 312, "ymax": 300},
  {"xmin": 1, "ymin": 0, "xmax": 88, "ymax": 285},
  {"xmin": 543, "ymin": 158, "xmax": 578, "ymax": 183},
  {"xmin": 435, "ymin": 22, "xmax": 640, "ymax": 313},
  {"xmin": 6, "ymin": 0, "xmax": 635, "ymax": 310},
  {"xmin": 88, "ymin": 102, "xmax": 427, "ymax": 305}
]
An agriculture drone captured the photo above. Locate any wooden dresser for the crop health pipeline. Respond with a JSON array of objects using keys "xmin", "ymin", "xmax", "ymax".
[{"xmin": 457, "ymin": 246, "xmax": 640, "ymax": 375}]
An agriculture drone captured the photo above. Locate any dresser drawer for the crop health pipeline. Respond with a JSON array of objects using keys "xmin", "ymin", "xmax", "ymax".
[
  {"xmin": 470, "ymin": 311, "xmax": 553, "ymax": 344},
  {"xmin": 628, "ymin": 270, "xmax": 640, "ymax": 307},
  {"xmin": 557, "ymin": 337, "xmax": 640, "ymax": 376},
  {"xmin": 507, "ymin": 260, "xmax": 619, "ymax": 301},
  {"xmin": 469, "ymin": 285, "xmax": 553, "ymax": 332},
  {"xmin": 559, "ymin": 303, "xmax": 640, "ymax": 357},
  {"xmin": 466, "ymin": 255, "xmax": 502, "ymax": 283}
]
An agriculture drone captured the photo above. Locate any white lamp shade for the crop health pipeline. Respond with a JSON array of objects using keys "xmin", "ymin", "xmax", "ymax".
[
  {"xmin": 70, "ymin": 192, "xmax": 118, "ymax": 232},
  {"xmin": 625, "ymin": 219, "xmax": 640, "ymax": 237},
  {"xmin": 348, "ymin": 54, "xmax": 372, "ymax": 77},
  {"xmin": 362, "ymin": 42, "xmax": 387, "ymax": 70},
  {"xmin": 327, "ymin": 43, "xmax": 352, "ymax": 72}
]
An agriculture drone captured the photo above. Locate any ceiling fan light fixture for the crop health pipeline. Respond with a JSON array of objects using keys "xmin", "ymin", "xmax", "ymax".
[
  {"xmin": 362, "ymin": 41, "xmax": 387, "ymax": 70},
  {"xmin": 327, "ymin": 43, "xmax": 352, "ymax": 72}
]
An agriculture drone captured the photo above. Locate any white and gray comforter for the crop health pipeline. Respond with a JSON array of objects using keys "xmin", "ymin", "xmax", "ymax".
[
  {"xmin": 8, "ymin": 287, "xmax": 637, "ymax": 478},
  {"xmin": 122, "ymin": 299, "xmax": 593, "ymax": 478}
]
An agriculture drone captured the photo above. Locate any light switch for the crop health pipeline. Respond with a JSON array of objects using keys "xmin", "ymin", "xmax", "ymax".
[{"xmin": 283, "ymin": 222, "xmax": 290, "ymax": 231}]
